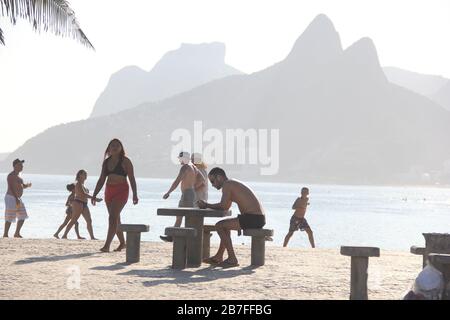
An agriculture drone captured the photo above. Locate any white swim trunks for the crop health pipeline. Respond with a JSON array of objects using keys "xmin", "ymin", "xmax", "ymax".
[{"xmin": 4, "ymin": 194, "xmax": 28, "ymax": 223}]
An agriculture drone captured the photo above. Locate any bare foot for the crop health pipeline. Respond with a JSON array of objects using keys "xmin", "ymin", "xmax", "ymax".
[
  {"xmin": 14, "ymin": 234, "xmax": 23, "ymax": 238},
  {"xmin": 53, "ymin": 234, "xmax": 60, "ymax": 239},
  {"xmin": 218, "ymin": 258, "xmax": 239, "ymax": 268},
  {"xmin": 3, "ymin": 235, "xmax": 8, "ymax": 238},
  {"xmin": 91, "ymin": 237, "xmax": 98, "ymax": 241},
  {"xmin": 100, "ymin": 247, "xmax": 110, "ymax": 253},
  {"xmin": 203, "ymin": 256, "xmax": 223, "ymax": 265},
  {"xmin": 61, "ymin": 235, "xmax": 68, "ymax": 239},
  {"xmin": 113, "ymin": 243, "xmax": 126, "ymax": 252},
  {"xmin": 77, "ymin": 236, "xmax": 86, "ymax": 240}
]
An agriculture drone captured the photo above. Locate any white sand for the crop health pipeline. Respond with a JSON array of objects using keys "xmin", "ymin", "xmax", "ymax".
[{"xmin": 0, "ymin": 238, "xmax": 421, "ymax": 300}]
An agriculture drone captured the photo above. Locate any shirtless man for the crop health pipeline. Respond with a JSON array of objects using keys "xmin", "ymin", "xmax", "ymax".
[
  {"xmin": 3, "ymin": 159, "xmax": 32, "ymax": 238},
  {"xmin": 283, "ymin": 187, "xmax": 315, "ymax": 248},
  {"xmin": 198, "ymin": 167, "xmax": 266, "ymax": 268},
  {"xmin": 160, "ymin": 151, "xmax": 204, "ymax": 242}
]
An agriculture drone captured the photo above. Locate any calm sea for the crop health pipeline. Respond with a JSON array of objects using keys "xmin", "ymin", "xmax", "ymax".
[{"xmin": 0, "ymin": 173, "xmax": 449, "ymax": 251}]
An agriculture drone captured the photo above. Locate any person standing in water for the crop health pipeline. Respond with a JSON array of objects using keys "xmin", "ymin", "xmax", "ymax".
[
  {"xmin": 92, "ymin": 139, "xmax": 139, "ymax": 253},
  {"xmin": 283, "ymin": 187, "xmax": 315, "ymax": 248},
  {"xmin": 54, "ymin": 183, "xmax": 84, "ymax": 239},
  {"xmin": 160, "ymin": 151, "xmax": 204, "ymax": 242},
  {"xmin": 62, "ymin": 170, "xmax": 100, "ymax": 240},
  {"xmin": 3, "ymin": 159, "xmax": 31, "ymax": 238},
  {"xmin": 191, "ymin": 153, "xmax": 208, "ymax": 202}
]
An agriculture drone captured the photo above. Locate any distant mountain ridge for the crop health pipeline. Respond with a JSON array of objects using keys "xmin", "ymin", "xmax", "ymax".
[
  {"xmin": 90, "ymin": 42, "xmax": 243, "ymax": 118},
  {"xmin": 383, "ymin": 66, "xmax": 450, "ymax": 110},
  {"xmin": 3, "ymin": 14, "xmax": 450, "ymax": 185}
]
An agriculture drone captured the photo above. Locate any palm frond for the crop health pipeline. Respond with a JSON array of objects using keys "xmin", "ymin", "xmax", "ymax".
[
  {"xmin": 0, "ymin": 27, "xmax": 4, "ymax": 45},
  {"xmin": 0, "ymin": 0, "xmax": 94, "ymax": 49}
]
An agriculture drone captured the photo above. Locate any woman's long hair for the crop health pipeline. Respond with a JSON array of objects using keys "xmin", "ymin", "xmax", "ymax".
[{"xmin": 104, "ymin": 138, "xmax": 126, "ymax": 160}]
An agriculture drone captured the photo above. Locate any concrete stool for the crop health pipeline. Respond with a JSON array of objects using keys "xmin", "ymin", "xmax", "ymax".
[
  {"xmin": 165, "ymin": 227, "xmax": 197, "ymax": 270},
  {"xmin": 118, "ymin": 224, "xmax": 150, "ymax": 263},
  {"xmin": 243, "ymin": 229, "xmax": 274, "ymax": 267},
  {"xmin": 340, "ymin": 246, "xmax": 380, "ymax": 300},
  {"xmin": 203, "ymin": 225, "xmax": 218, "ymax": 259},
  {"xmin": 429, "ymin": 254, "xmax": 450, "ymax": 300},
  {"xmin": 410, "ymin": 246, "xmax": 427, "ymax": 268}
]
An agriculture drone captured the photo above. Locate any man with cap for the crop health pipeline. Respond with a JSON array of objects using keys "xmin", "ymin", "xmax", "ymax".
[
  {"xmin": 3, "ymin": 159, "xmax": 32, "ymax": 238},
  {"xmin": 160, "ymin": 151, "xmax": 204, "ymax": 242}
]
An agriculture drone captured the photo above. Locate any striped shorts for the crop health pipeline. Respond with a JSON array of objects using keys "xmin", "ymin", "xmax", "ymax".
[{"xmin": 4, "ymin": 194, "xmax": 28, "ymax": 223}]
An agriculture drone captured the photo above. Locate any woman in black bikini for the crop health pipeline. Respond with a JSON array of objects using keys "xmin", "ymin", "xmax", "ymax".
[
  {"xmin": 62, "ymin": 170, "xmax": 102, "ymax": 239},
  {"xmin": 92, "ymin": 139, "xmax": 139, "ymax": 253}
]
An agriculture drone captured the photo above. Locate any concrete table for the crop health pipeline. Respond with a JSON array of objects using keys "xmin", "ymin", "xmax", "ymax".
[
  {"xmin": 157, "ymin": 208, "xmax": 232, "ymax": 267},
  {"xmin": 423, "ymin": 233, "xmax": 450, "ymax": 256},
  {"xmin": 410, "ymin": 246, "xmax": 427, "ymax": 268},
  {"xmin": 340, "ymin": 246, "xmax": 380, "ymax": 300}
]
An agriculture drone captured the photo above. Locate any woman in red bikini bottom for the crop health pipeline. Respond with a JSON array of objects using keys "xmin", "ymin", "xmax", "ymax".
[{"xmin": 92, "ymin": 139, "xmax": 139, "ymax": 252}]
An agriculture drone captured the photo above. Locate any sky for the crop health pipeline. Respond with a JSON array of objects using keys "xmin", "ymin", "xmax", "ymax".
[{"xmin": 0, "ymin": 0, "xmax": 449, "ymax": 153}]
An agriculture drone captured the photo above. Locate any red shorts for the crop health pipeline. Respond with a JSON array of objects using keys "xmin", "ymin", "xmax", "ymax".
[{"xmin": 105, "ymin": 183, "xmax": 129, "ymax": 204}]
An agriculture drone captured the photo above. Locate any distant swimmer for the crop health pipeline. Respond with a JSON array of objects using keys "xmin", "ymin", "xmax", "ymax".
[
  {"xmin": 3, "ymin": 159, "xmax": 31, "ymax": 238},
  {"xmin": 283, "ymin": 187, "xmax": 315, "ymax": 248},
  {"xmin": 160, "ymin": 151, "xmax": 204, "ymax": 242},
  {"xmin": 199, "ymin": 168, "xmax": 266, "ymax": 268},
  {"xmin": 62, "ymin": 170, "xmax": 101, "ymax": 240},
  {"xmin": 53, "ymin": 183, "xmax": 84, "ymax": 239},
  {"xmin": 92, "ymin": 139, "xmax": 139, "ymax": 253}
]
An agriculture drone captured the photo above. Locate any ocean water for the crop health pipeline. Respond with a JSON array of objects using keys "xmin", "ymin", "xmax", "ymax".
[{"xmin": 0, "ymin": 173, "xmax": 449, "ymax": 251}]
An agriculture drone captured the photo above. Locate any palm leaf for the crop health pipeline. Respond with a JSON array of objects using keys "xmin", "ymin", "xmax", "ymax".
[{"xmin": 0, "ymin": 0, "xmax": 94, "ymax": 49}]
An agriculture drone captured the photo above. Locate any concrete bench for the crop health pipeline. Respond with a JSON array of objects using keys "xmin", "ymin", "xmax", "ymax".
[
  {"xmin": 340, "ymin": 246, "xmax": 380, "ymax": 300},
  {"xmin": 165, "ymin": 227, "xmax": 197, "ymax": 270},
  {"xmin": 428, "ymin": 253, "xmax": 450, "ymax": 300},
  {"xmin": 118, "ymin": 224, "xmax": 150, "ymax": 263},
  {"xmin": 410, "ymin": 246, "xmax": 427, "ymax": 268},
  {"xmin": 243, "ymin": 229, "xmax": 274, "ymax": 267},
  {"xmin": 203, "ymin": 225, "xmax": 218, "ymax": 259}
]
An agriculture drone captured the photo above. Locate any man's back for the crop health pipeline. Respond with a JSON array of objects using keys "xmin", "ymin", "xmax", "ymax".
[{"xmin": 226, "ymin": 179, "xmax": 264, "ymax": 215}]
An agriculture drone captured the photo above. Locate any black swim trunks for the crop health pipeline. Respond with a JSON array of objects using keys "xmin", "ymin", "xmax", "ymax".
[
  {"xmin": 289, "ymin": 215, "xmax": 310, "ymax": 232},
  {"xmin": 238, "ymin": 214, "xmax": 266, "ymax": 230}
]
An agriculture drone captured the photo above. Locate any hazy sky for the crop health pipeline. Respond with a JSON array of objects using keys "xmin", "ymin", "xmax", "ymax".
[{"xmin": 0, "ymin": 0, "xmax": 449, "ymax": 153}]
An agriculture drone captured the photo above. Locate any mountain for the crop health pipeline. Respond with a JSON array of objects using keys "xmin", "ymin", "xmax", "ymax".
[
  {"xmin": 3, "ymin": 14, "xmax": 450, "ymax": 185},
  {"xmin": 90, "ymin": 42, "xmax": 243, "ymax": 117},
  {"xmin": 383, "ymin": 67, "xmax": 448, "ymax": 96},
  {"xmin": 0, "ymin": 153, "xmax": 9, "ymax": 162},
  {"xmin": 431, "ymin": 81, "xmax": 450, "ymax": 111},
  {"xmin": 383, "ymin": 67, "xmax": 450, "ymax": 110}
]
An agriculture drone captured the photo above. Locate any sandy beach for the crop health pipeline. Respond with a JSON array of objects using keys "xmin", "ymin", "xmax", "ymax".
[{"xmin": 0, "ymin": 238, "xmax": 422, "ymax": 300}]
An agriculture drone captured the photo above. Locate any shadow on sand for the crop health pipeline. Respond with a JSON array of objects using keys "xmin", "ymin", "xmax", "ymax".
[
  {"xmin": 15, "ymin": 252, "xmax": 97, "ymax": 265},
  {"xmin": 90, "ymin": 262, "xmax": 131, "ymax": 271},
  {"xmin": 117, "ymin": 265, "xmax": 258, "ymax": 287}
]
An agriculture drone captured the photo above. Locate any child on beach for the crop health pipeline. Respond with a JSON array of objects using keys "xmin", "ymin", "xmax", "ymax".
[
  {"xmin": 61, "ymin": 170, "xmax": 102, "ymax": 240},
  {"xmin": 283, "ymin": 187, "xmax": 315, "ymax": 248},
  {"xmin": 53, "ymin": 184, "xmax": 84, "ymax": 239}
]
